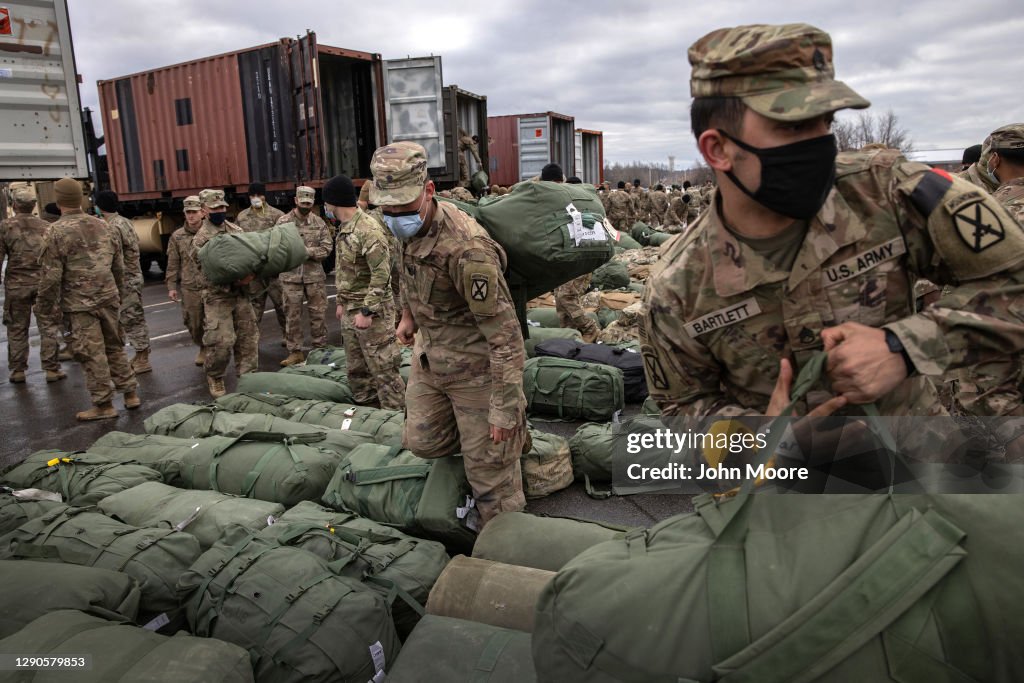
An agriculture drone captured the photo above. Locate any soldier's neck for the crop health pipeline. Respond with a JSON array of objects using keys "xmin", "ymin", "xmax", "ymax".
[{"xmin": 717, "ymin": 182, "xmax": 794, "ymax": 240}]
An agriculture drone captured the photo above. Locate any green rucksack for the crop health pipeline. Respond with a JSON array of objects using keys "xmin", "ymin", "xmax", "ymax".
[
  {"xmin": 260, "ymin": 500, "xmax": 449, "ymax": 637},
  {"xmin": 278, "ymin": 363, "xmax": 352, "ymax": 386},
  {"xmin": 590, "ymin": 260, "xmax": 630, "ymax": 290},
  {"xmin": 305, "ymin": 345, "xmax": 348, "ymax": 367},
  {"xmin": 388, "ymin": 615, "xmax": 536, "ymax": 683},
  {"xmin": 0, "ymin": 610, "xmax": 254, "ymax": 683},
  {"xmin": 524, "ymin": 327, "xmax": 583, "ymax": 358},
  {"xmin": 526, "ymin": 307, "xmax": 562, "ymax": 328},
  {"xmin": 471, "ymin": 512, "xmax": 632, "ymax": 572},
  {"xmin": 214, "ymin": 392, "xmax": 296, "ymax": 418},
  {"xmin": 522, "ymin": 357, "xmax": 624, "ymax": 421},
  {"xmin": 198, "ymin": 222, "xmax": 307, "ymax": 285},
  {"xmin": 521, "ymin": 431, "xmax": 573, "ymax": 499},
  {"xmin": 236, "ymin": 371, "xmax": 354, "ymax": 403},
  {"xmin": 614, "ymin": 230, "xmax": 644, "ymax": 250},
  {"xmin": 285, "ymin": 401, "xmax": 406, "ymax": 447},
  {"xmin": 0, "ymin": 488, "xmax": 69, "ymax": 535},
  {"xmin": 322, "ymin": 445, "xmax": 476, "ymax": 552},
  {"xmin": 2, "ymin": 450, "xmax": 162, "ymax": 506},
  {"xmin": 179, "ymin": 526, "xmax": 400, "ymax": 683},
  {"xmin": 567, "ymin": 417, "xmax": 666, "ymax": 498},
  {"xmin": 0, "ymin": 560, "xmax": 141, "ymax": 638},
  {"xmin": 1, "ymin": 505, "xmax": 201, "ymax": 614},
  {"xmin": 98, "ymin": 482, "xmax": 284, "ymax": 550},
  {"xmin": 646, "ymin": 231, "xmax": 672, "ymax": 246}
]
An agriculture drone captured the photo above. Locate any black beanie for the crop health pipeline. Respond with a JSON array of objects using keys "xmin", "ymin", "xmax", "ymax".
[
  {"xmin": 248, "ymin": 182, "xmax": 266, "ymax": 196},
  {"xmin": 617, "ymin": 181, "xmax": 626, "ymax": 189},
  {"xmin": 322, "ymin": 175, "xmax": 356, "ymax": 207},
  {"xmin": 95, "ymin": 190, "xmax": 119, "ymax": 213},
  {"xmin": 962, "ymin": 144, "xmax": 982, "ymax": 166}
]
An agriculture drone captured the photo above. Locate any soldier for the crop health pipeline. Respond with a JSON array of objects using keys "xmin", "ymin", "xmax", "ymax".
[
  {"xmin": 235, "ymin": 182, "xmax": 287, "ymax": 337},
  {"xmin": 165, "ymin": 195, "xmax": 205, "ymax": 365},
  {"xmin": 458, "ymin": 129, "xmax": 483, "ymax": 187},
  {"xmin": 988, "ymin": 124, "xmax": 1024, "ymax": 222},
  {"xmin": 665, "ymin": 192, "xmax": 691, "ymax": 232},
  {"xmin": 598, "ymin": 302, "xmax": 643, "ymax": 345},
  {"xmin": 649, "ymin": 184, "xmax": 670, "ymax": 226},
  {"xmin": 192, "ymin": 189, "xmax": 259, "ymax": 397},
  {"xmin": 540, "ymin": 163, "xmax": 564, "ymax": 182},
  {"xmin": 40, "ymin": 203, "xmax": 61, "ymax": 224},
  {"xmin": 641, "ymin": 23, "xmax": 1024, "ymax": 423},
  {"xmin": 38, "ymin": 178, "xmax": 139, "ymax": 419},
  {"xmin": 960, "ymin": 144, "xmax": 982, "ymax": 172},
  {"xmin": 324, "ymin": 174, "xmax": 405, "ymax": 410},
  {"xmin": 0, "ymin": 188, "xmax": 65, "ymax": 383},
  {"xmin": 958, "ymin": 141, "xmax": 999, "ymax": 193},
  {"xmin": 277, "ymin": 186, "xmax": 332, "ymax": 366},
  {"xmin": 371, "ymin": 141, "xmax": 528, "ymax": 527},
  {"xmin": 358, "ymin": 180, "xmax": 401, "ymax": 311},
  {"xmin": 554, "ymin": 274, "xmax": 600, "ymax": 343},
  {"xmin": 605, "ymin": 181, "xmax": 633, "ymax": 233},
  {"xmin": 450, "ymin": 186, "xmax": 475, "ymax": 203}
]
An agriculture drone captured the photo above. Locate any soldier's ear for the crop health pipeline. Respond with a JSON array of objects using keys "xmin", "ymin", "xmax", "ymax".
[{"xmin": 699, "ymin": 129, "xmax": 732, "ymax": 173}]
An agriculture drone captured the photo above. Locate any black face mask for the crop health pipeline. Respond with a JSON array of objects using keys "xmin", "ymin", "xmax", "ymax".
[
  {"xmin": 208, "ymin": 212, "xmax": 227, "ymax": 226},
  {"xmin": 298, "ymin": 206, "xmax": 312, "ymax": 216},
  {"xmin": 718, "ymin": 131, "xmax": 837, "ymax": 220}
]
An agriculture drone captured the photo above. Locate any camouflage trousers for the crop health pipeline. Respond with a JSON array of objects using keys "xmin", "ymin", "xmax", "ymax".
[
  {"xmin": 403, "ymin": 356, "xmax": 527, "ymax": 526},
  {"xmin": 554, "ymin": 274, "xmax": 600, "ymax": 342},
  {"xmin": 179, "ymin": 287, "xmax": 204, "ymax": 347},
  {"xmin": 597, "ymin": 321, "xmax": 639, "ymax": 345},
  {"xmin": 202, "ymin": 290, "xmax": 259, "ymax": 379},
  {"xmin": 251, "ymin": 276, "xmax": 287, "ymax": 334},
  {"xmin": 607, "ymin": 213, "xmax": 631, "ymax": 234},
  {"xmin": 3, "ymin": 286, "xmax": 61, "ymax": 373},
  {"xmin": 119, "ymin": 279, "xmax": 151, "ymax": 352},
  {"xmin": 281, "ymin": 281, "xmax": 327, "ymax": 352},
  {"xmin": 68, "ymin": 306, "xmax": 137, "ymax": 405},
  {"xmin": 340, "ymin": 302, "xmax": 406, "ymax": 410}
]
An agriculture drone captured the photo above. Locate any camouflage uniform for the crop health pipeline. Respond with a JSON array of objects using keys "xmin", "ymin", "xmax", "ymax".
[
  {"xmin": 370, "ymin": 142, "xmax": 527, "ymax": 526},
  {"xmin": 458, "ymin": 130, "xmax": 482, "ymax": 186},
  {"xmin": 164, "ymin": 219, "xmax": 204, "ymax": 348},
  {"xmin": 276, "ymin": 203, "xmax": 332, "ymax": 353},
  {"xmin": 554, "ymin": 274, "xmax": 600, "ymax": 342},
  {"xmin": 649, "ymin": 188, "xmax": 670, "ymax": 226},
  {"xmin": 994, "ymin": 177, "xmax": 1024, "ymax": 223},
  {"xmin": 38, "ymin": 208, "xmax": 137, "ymax": 405},
  {"xmin": 236, "ymin": 203, "xmax": 287, "ymax": 333},
  {"xmin": 103, "ymin": 213, "xmax": 150, "ymax": 353},
  {"xmin": 665, "ymin": 195, "xmax": 689, "ymax": 230},
  {"xmin": 605, "ymin": 190, "xmax": 633, "ymax": 233},
  {"xmin": 335, "ymin": 208, "xmax": 405, "ymax": 409},
  {"xmin": 642, "ymin": 23, "xmax": 1024, "ymax": 420},
  {"xmin": 598, "ymin": 302, "xmax": 643, "ymax": 345},
  {"xmin": 0, "ymin": 205, "xmax": 62, "ymax": 375},
  {"xmin": 192, "ymin": 191, "xmax": 259, "ymax": 380}
]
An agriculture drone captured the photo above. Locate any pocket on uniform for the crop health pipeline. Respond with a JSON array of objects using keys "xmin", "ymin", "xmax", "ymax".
[
  {"xmin": 202, "ymin": 318, "xmax": 220, "ymax": 347},
  {"xmin": 825, "ymin": 269, "xmax": 890, "ymax": 327}
]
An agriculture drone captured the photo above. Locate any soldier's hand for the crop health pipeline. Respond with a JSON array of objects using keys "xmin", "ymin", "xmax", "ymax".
[
  {"xmin": 489, "ymin": 424, "xmax": 515, "ymax": 443},
  {"xmin": 168, "ymin": 290, "xmax": 179, "ymax": 303},
  {"xmin": 354, "ymin": 313, "xmax": 372, "ymax": 329},
  {"xmin": 336, "ymin": 305, "xmax": 345, "ymax": 321},
  {"xmin": 396, "ymin": 314, "xmax": 416, "ymax": 346},
  {"xmin": 822, "ymin": 322, "xmax": 907, "ymax": 404},
  {"xmin": 767, "ymin": 358, "xmax": 846, "ymax": 417}
]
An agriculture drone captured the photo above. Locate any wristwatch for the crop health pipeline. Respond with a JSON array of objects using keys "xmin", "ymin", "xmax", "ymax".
[
  {"xmin": 883, "ymin": 329, "xmax": 915, "ymax": 377},
  {"xmin": 360, "ymin": 307, "xmax": 375, "ymax": 317}
]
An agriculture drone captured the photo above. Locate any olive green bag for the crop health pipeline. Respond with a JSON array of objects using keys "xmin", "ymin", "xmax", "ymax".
[
  {"xmin": 567, "ymin": 417, "xmax": 666, "ymax": 499},
  {"xmin": 278, "ymin": 363, "xmax": 352, "ymax": 386},
  {"xmin": 305, "ymin": 346, "xmax": 348, "ymax": 367},
  {"xmin": 0, "ymin": 488, "xmax": 69, "ymax": 534},
  {"xmin": 521, "ymin": 431, "xmax": 573, "ymax": 499},
  {"xmin": 322, "ymin": 444, "xmax": 476, "ymax": 552},
  {"xmin": 236, "ymin": 371, "xmax": 354, "ymax": 403},
  {"xmin": 198, "ymin": 221, "xmax": 307, "ymax": 284},
  {"xmin": 522, "ymin": 357, "xmax": 624, "ymax": 421},
  {"xmin": 471, "ymin": 512, "xmax": 631, "ymax": 572},
  {"xmin": 0, "ymin": 610, "xmax": 254, "ymax": 683},
  {"xmin": 590, "ymin": 260, "xmax": 630, "ymax": 290},
  {"xmin": 524, "ymin": 327, "xmax": 583, "ymax": 358},
  {"xmin": 1, "ymin": 450, "xmax": 162, "ymax": 506}
]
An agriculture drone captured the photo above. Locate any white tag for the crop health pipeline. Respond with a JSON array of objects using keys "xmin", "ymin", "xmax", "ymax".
[
  {"xmin": 344, "ymin": 407, "xmax": 357, "ymax": 417},
  {"xmin": 11, "ymin": 488, "xmax": 62, "ymax": 502},
  {"xmin": 266, "ymin": 515, "xmax": 277, "ymax": 527},
  {"xmin": 328, "ymin": 362, "xmax": 338, "ymax": 369},
  {"xmin": 0, "ymin": 69, "xmax": 12, "ymax": 79},
  {"xmin": 369, "ymin": 641, "xmax": 386, "ymax": 672},
  {"xmin": 456, "ymin": 495, "xmax": 477, "ymax": 520},
  {"xmin": 341, "ymin": 418, "xmax": 352, "ymax": 430},
  {"xmin": 527, "ymin": 320, "xmax": 541, "ymax": 327},
  {"xmin": 174, "ymin": 506, "xmax": 202, "ymax": 531},
  {"xmin": 143, "ymin": 613, "xmax": 171, "ymax": 631},
  {"xmin": 369, "ymin": 671, "xmax": 386, "ymax": 683},
  {"xmin": 612, "ymin": 410, "xmax": 622, "ymax": 424},
  {"xmin": 191, "ymin": 443, "xmax": 199, "ymax": 449}
]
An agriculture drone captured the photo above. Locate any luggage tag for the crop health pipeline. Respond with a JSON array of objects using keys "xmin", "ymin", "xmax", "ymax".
[
  {"xmin": 344, "ymin": 407, "xmax": 357, "ymax": 416},
  {"xmin": 369, "ymin": 641, "xmax": 386, "ymax": 674},
  {"xmin": 142, "ymin": 613, "xmax": 171, "ymax": 631},
  {"xmin": 341, "ymin": 418, "xmax": 353, "ymax": 430},
  {"xmin": 174, "ymin": 506, "xmax": 202, "ymax": 531}
]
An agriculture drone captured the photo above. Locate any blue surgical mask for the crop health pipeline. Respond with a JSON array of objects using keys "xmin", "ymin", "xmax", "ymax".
[
  {"xmin": 208, "ymin": 212, "xmax": 227, "ymax": 226},
  {"xmin": 383, "ymin": 193, "xmax": 427, "ymax": 240},
  {"xmin": 324, "ymin": 209, "xmax": 335, "ymax": 220}
]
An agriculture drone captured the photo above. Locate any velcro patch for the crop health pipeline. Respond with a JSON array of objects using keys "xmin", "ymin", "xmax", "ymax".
[
  {"xmin": 953, "ymin": 201, "xmax": 1005, "ymax": 253},
  {"xmin": 822, "ymin": 238, "xmax": 906, "ymax": 287},
  {"xmin": 464, "ymin": 262, "xmax": 499, "ymax": 316},
  {"xmin": 684, "ymin": 297, "xmax": 762, "ymax": 338},
  {"xmin": 909, "ymin": 170, "xmax": 953, "ymax": 217}
]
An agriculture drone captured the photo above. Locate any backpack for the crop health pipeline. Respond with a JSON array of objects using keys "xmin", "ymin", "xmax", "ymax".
[
  {"xmin": 198, "ymin": 222, "xmax": 307, "ymax": 284},
  {"xmin": 533, "ymin": 339, "xmax": 647, "ymax": 403},
  {"xmin": 522, "ymin": 357, "xmax": 624, "ymax": 421},
  {"xmin": 1, "ymin": 451, "xmax": 162, "ymax": 506}
]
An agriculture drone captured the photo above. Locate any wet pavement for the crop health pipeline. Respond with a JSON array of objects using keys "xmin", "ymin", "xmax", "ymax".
[{"xmin": 0, "ymin": 268, "xmax": 693, "ymax": 527}]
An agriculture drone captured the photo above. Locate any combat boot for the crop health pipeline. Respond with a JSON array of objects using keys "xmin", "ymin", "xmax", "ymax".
[
  {"xmin": 280, "ymin": 351, "xmax": 305, "ymax": 367},
  {"xmin": 194, "ymin": 348, "xmax": 206, "ymax": 366},
  {"xmin": 76, "ymin": 402, "xmax": 117, "ymax": 421},
  {"xmin": 45, "ymin": 369, "xmax": 67, "ymax": 383},
  {"xmin": 131, "ymin": 350, "xmax": 153, "ymax": 374},
  {"xmin": 58, "ymin": 347, "xmax": 73, "ymax": 361},
  {"xmin": 124, "ymin": 391, "xmax": 142, "ymax": 410},
  {"xmin": 9, "ymin": 371, "xmax": 26, "ymax": 384},
  {"xmin": 207, "ymin": 376, "xmax": 226, "ymax": 398}
]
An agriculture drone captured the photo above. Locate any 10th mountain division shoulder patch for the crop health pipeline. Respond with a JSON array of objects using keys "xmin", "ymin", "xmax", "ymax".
[{"xmin": 954, "ymin": 201, "xmax": 1004, "ymax": 253}]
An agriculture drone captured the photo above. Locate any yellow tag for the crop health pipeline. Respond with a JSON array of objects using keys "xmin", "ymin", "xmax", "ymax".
[
  {"xmin": 328, "ymin": 527, "xmax": 335, "ymax": 534},
  {"xmin": 46, "ymin": 458, "xmax": 60, "ymax": 467},
  {"xmin": 61, "ymin": 458, "xmax": 71, "ymax": 463},
  {"xmin": 701, "ymin": 419, "xmax": 751, "ymax": 468}
]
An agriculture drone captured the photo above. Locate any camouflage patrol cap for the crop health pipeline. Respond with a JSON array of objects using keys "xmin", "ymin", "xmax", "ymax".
[
  {"xmin": 988, "ymin": 124, "xmax": 1024, "ymax": 153},
  {"xmin": 183, "ymin": 195, "xmax": 202, "ymax": 211},
  {"xmin": 296, "ymin": 185, "xmax": 316, "ymax": 206},
  {"xmin": 199, "ymin": 189, "xmax": 228, "ymax": 209},
  {"xmin": 369, "ymin": 142, "xmax": 429, "ymax": 206},
  {"xmin": 12, "ymin": 188, "xmax": 36, "ymax": 205},
  {"xmin": 689, "ymin": 23, "xmax": 870, "ymax": 122}
]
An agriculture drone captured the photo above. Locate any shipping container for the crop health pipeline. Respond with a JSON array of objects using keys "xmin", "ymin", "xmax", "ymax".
[
  {"xmin": 574, "ymin": 128, "xmax": 603, "ymax": 185},
  {"xmin": 438, "ymin": 85, "xmax": 488, "ymax": 186},
  {"xmin": 487, "ymin": 112, "xmax": 575, "ymax": 187},
  {"xmin": 0, "ymin": 0, "xmax": 89, "ymax": 180}
]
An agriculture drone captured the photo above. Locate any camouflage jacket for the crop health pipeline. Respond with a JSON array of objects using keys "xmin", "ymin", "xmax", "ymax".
[
  {"xmin": 191, "ymin": 217, "xmax": 246, "ymax": 295},
  {"xmin": 38, "ymin": 209, "xmax": 124, "ymax": 312},
  {"xmin": 165, "ymin": 224, "xmax": 202, "ymax": 293},
  {"xmin": 956, "ymin": 162, "xmax": 1000, "ymax": 194},
  {"xmin": 666, "ymin": 196, "xmax": 688, "ymax": 226},
  {"xmin": 334, "ymin": 208, "xmax": 392, "ymax": 312},
  {"xmin": 649, "ymin": 190, "xmax": 670, "ymax": 215},
  {"xmin": 459, "ymin": 134, "xmax": 482, "ymax": 165},
  {"xmin": 276, "ymin": 210, "xmax": 331, "ymax": 284},
  {"xmin": 236, "ymin": 205, "xmax": 285, "ymax": 233},
  {"xmin": 640, "ymin": 149, "xmax": 1024, "ymax": 418},
  {"xmin": 605, "ymin": 191, "xmax": 633, "ymax": 219},
  {"xmin": 0, "ymin": 212, "xmax": 50, "ymax": 289},
  {"xmin": 993, "ymin": 177, "xmax": 1024, "ymax": 224},
  {"xmin": 104, "ymin": 213, "xmax": 143, "ymax": 288},
  {"xmin": 401, "ymin": 200, "xmax": 525, "ymax": 429}
]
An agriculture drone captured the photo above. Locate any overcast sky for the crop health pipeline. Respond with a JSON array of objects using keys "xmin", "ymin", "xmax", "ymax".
[{"xmin": 67, "ymin": 0, "xmax": 1024, "ymax": 168}]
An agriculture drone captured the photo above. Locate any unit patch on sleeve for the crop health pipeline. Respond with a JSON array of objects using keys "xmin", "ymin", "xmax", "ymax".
[{"xmin": 953, "ymin": 201, "xmax": 1004, "ymax": 253}]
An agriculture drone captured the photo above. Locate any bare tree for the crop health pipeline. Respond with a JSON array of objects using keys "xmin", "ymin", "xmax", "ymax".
[{"xmin": 833, "ymin": 110, "xmax": 914, "ymax": 154}]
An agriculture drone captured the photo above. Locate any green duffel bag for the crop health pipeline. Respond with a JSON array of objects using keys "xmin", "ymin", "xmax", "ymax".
[
  {"xmin": 0, "ymin": 560, "xmax": 141, "ymax": 638},
  {"xmin": 597, "ymin": 306, "xmax": 621, "ymax": 328},
  {"xmin": 306, "ymin": 345, "xmax": 347, "ymax": 367},
  {"xmin": 646, "ymin": 230, "xmax": 672, "ymax": 246},
  {"xmin": 286, "ymin": 401, "xmax": 406, "ymax": 447},
  {"xmin": 0, "ymin": 488, "xmax": 65, "ymax": 535},
  {"xmin": 236, "ymin": 371, "xmax": 354, "ymax": 403},
  {"xmin": 524, "ymin": 327, "xmax": 583, "ymax": 358},
  {"xmin": 388, "ymin": 615, "xmax": 535, "ymax": 683},
  {"xmin": 521, "ymin": 431, "xmax": 573, "ymax": 499},
  {"xmin": 279, "ymin": 363, "xmax": 352, "ymax": 386},
  {"xmin": 641, "ymin": 395, "xmax": 660, "ymax": 415},
  {"xmin": 472, "ymin": 512, "xmax": 631, "ymax": 572},
  {"xmin": 198, "ymin": 222, "xmax": 307, "ymax": 285},
  {"xmin": 214, "ymin": 392, "xmax": 295, "ymax": 417},
  {"xmin": 567, "ymin": 417, "xmax": 665, "ymax": 498},
  {"xmin": 630, "ymin": 221, "xmax": 651, "ymax": 242},
  {"xmin": 179, "ymin": 526, "xmax": 400, "ymax": 683},
  {"xmin": 260, "ymin": 501, "xmax": 448, "ymax": 637},
  {"xmin": 527, "ymin": 307, "xmax": 599, "ymax": 330},
  {"xmin": 522, "ymin": 357, "xmax": 624, "ymax": 421},
  {"xmin": 98, "ymin": 482, "xmax": 284, "ymax": 550},
  {"xmin": 2, "ymin": 450, "xmax": 162, "ymax": 506},
  {"xmin": 89, "ymin": 431, "xmax": 341, "ymax": 506},
  {"xmin": 613, "ymin": 230, "xmax": 643, "ymax": 250},
  {"xmin": 322, "ymin": 445, "xmax": 476, "ymax": 552},
  {"xmin": 591, "ymin": 260, "xmax": 630, "ymax": 290},
  {"xmin": 1, "ymin": 506, "xmax": 201, "ymax": 614},
  {"xmin": 0, "ymin": 610, "xmax": 254, "ymax": 683}
]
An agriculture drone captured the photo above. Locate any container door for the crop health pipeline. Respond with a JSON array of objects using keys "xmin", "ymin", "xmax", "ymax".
[
  {"xmin": 0, "ymin": 0, "xmax": 88, "ymax": 180},
  {"xmin": 382, "ymin": 56, "xmax": 446, "ymax": 171},
  {"xmin": 518, "ymin": 116, "xmax": 550, "ymax": 182},
  {"xmin": 288, "ymin": 31, "xmax": 326, "ymax": 182},
  {"xmin": 574, "ymin": 131, "xmax": 583, "ymax": 181}
]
